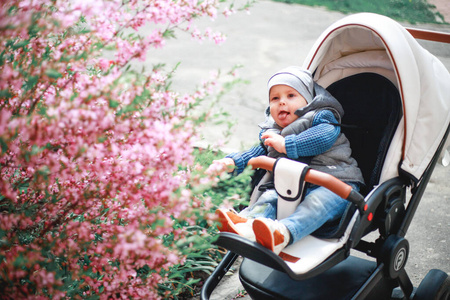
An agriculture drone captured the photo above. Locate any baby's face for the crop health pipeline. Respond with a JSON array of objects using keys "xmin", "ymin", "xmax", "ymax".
[{"xmin": 269, "ymin": 84, "xmax": 308, "ymax": 128}]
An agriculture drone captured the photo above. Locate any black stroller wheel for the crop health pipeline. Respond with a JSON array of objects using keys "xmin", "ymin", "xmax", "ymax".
[{"xmin": 414, "ymin": 269, "xmax": 450, "ymax": 300}]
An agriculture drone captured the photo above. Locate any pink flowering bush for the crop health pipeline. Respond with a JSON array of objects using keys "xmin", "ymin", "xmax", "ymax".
[{"xmin": 0, "ymin": 0, "xmax": 246, "ymax": 298}]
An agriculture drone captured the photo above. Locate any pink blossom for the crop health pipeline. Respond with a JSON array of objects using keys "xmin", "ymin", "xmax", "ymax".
[
  {"xmin": 97, "ymin": 58, "xmax": 112, "ymax": 71},
  {"xmin": 0, "ymin": 110, "xmax": 12, "ymax": 135},
  {"xmin": 223, "ymin": 7, "xmax": 236, "ymax": 17},
  {"xmin": 0, "ymin": 0, "xmax": 238, "ymax": 298}
]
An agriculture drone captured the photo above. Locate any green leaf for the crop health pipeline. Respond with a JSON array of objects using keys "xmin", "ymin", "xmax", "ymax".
[
  {"xmin": 0, "ymin": 89, "xmax": 11, "ymax": 99},
  {"xmin": 31, "ymin": 145, "xmax": 42, "ymax": 155},
  {"xmin": 97, "ymin": 136, "xmax": 107, "ymax": 143},
  {"xmin": 109, "ymin": 99, "xmax": 119, "ymax": 108},
  {"xmin": 13, "ymin": 253, "xmax": 27, "ymax": 268},
  {"xmin": 12, "ymin": 40, "xmax": 29, "ymax": 50},
  {"xmin": 151, "ymin": 218, "xmax": 165, "ymax": 230},
  {"xmin": 23, "ymin": 75, "xmax": 39, "ymax": 92},
  {"xmin": 162, "ymin": 29, "xmax": 176, "ymax": 39},
  {"xmin": 45, "ymin": 69, "xmax": 62, "ymax": 79}
]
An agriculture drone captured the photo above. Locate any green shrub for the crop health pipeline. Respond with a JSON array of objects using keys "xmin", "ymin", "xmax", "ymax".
[{"xmin": 274, "ymin": 0, "xmax": 446, "ymax": 24}]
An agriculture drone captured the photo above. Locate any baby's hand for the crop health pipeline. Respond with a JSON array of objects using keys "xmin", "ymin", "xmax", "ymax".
[
  {"xmin": 261, "ymin": 131, "xmax": 286, "ymax": 154},
  {"xmin": 206, "ymin": 158, "xmax": 235, "ymax": 175}
]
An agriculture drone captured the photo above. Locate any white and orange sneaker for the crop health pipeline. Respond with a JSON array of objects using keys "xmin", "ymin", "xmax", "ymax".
[
  {"xmin": 253, "ymin": 218, "xmax": 290, "ymax": 255},
  {"xmin": 216, "ymin": 208, "xmax": 255, "ymax": 241}
]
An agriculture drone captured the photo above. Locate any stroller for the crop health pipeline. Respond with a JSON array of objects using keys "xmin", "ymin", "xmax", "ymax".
[{"xmin": 201, "ymin": 13, "xmax": 450, "ymax": 300}]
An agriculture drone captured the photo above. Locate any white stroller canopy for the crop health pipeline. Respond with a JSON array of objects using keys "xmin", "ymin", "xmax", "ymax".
[{"xmin": 303, "ymin": 13, "xmax": 450, "ymax": 183}]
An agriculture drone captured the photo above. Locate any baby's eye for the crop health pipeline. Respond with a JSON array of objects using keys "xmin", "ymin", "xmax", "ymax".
[
  {"xmin": 270, "ymin": 96, "xmax": 279, "ymax": 102},
  {"xmin": 288, "ymin": 93, "xmax": 296, "ymax": 98}
]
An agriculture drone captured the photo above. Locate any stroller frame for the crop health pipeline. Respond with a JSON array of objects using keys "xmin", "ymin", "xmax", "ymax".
[{"xmin": 202, "ymin": 13, "xmax": 450, "ymax": 300}]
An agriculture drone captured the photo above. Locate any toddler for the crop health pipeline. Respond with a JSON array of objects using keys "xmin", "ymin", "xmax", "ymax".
[{"xmin": 211, "ymin": 66, "xmax": 364, "ymax": 255}]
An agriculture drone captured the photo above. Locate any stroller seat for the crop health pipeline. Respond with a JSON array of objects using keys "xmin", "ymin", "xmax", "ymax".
[
  {"xmin": 215, "ymin": 71, "xmax": 402, "ymax": 279},
  {"xmin": 239, "ymin": 255, "xmax": 393, "ymax": 300}
]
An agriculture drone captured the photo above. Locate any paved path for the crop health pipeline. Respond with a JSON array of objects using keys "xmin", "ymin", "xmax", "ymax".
[
  {"xmin": 429, "ymin": 0, "xmax": 450, "ymax": 22},
  {"xmin": 143, "ymin": 1, "xmax": 450, "ymax": 298}
]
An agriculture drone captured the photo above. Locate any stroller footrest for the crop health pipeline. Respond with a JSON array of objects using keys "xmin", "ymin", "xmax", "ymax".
[{"xmin": 281, "ymin": 234, "xmax": 347, "ymax": 274}]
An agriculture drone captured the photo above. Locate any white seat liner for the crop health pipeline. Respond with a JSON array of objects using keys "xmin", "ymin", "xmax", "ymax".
[
  {"xmin": 280, "ymin": 212, "xmax": 358, "ymax": 274},
  {"xmin": 273, "ymin": 158, "xmax": 361, "ymax": 275}
]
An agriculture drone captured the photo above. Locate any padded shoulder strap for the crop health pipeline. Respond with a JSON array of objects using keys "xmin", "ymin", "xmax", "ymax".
[{"xmin": 273, "ymin": 159, "xmax": 309, "ymax": 220}]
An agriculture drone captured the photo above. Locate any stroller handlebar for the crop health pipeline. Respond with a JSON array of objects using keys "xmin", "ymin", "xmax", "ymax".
[
  {"xmin": 248, "ymin": 156, "xmax": 366, "ymax": 213},
  {"xmin": 248, "ymin": 156, "xmax": 276, "ymax": 172}
]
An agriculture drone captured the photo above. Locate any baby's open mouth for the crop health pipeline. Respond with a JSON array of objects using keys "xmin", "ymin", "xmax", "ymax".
[{"xmin": 278, "ymin": 111, "xmax": 289, "ymax": 120}]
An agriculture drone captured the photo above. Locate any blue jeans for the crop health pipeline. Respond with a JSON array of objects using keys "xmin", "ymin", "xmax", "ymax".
[{"xmin": 240, "ymin": 183, "xmax": 360, "ymax": 244}]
